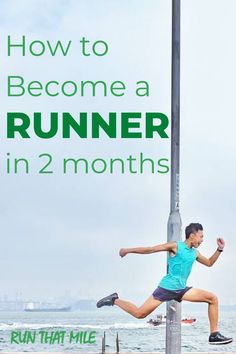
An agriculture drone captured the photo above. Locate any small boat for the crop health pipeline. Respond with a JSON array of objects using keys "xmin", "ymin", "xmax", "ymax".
[
  {"xmin": 147, "ymin": 314, "xmax": 166, "ymax": 326},
  {"xmin": 24, "ymin": 306, "xmax": 71, "ymax": 312},
  {"xmin": 24, "ymin": 302, "xmax": 71, "ymax": 312},
  {"xmin": 147, "ymin": 314, "xmax": 196, "ymax": 326},
  {"xmin": 181, "ymin": 317, "xmax": 196, "ymax": 324}
]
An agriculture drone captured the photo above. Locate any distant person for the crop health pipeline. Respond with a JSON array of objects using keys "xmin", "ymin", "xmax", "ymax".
[{"xmin": 97, "ymin": 223, "xmax": 233, "ymax": 345}]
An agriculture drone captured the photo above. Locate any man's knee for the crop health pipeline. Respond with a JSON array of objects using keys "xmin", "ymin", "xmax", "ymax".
[
  {"xmin": 134, "ymin": 309, "xmax": 148, "ymax": 319},
  {"xmin": 208, "ymin": 293, "xmax": 218, "ymax": 304}
]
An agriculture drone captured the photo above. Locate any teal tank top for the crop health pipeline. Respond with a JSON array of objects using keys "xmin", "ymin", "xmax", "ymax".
[{"xmin": 159, "ymin": 241, "xmax": 197, "ymax": 290}]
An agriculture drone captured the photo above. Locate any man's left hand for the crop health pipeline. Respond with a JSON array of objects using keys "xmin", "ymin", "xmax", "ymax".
[{"xmin": 217, "ymin": 238, "xmax": 225, "ymax": 250}]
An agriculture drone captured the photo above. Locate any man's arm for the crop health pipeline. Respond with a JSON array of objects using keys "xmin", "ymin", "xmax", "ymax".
[
  {"xmin": 197, "ymin": 238, "xmax": 225, "ymax": 267},
  {"xmin": 119, "ymin": 241, "xmax": 177, "ymax": 258}
]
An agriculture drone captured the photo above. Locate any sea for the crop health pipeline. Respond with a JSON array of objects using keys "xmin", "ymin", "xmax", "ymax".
[{"xmin": 0, "ymin": 308, "xmax": 235, "ymax": 353}]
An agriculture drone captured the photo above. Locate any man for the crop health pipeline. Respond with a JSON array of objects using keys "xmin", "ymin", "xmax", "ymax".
[{"xmin": 97, "ymin": 223, "xmax": 233, "ymax": 345}]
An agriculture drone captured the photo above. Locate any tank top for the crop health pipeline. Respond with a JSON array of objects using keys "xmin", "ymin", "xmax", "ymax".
[{"xmin": 159, "ymin": 241, "xmax": 197, "ymax": 290}]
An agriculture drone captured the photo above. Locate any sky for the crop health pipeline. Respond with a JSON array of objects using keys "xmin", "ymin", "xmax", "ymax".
[{"xmin": 0, "ymin": 0, "xmax": 236, "ymax": 306}]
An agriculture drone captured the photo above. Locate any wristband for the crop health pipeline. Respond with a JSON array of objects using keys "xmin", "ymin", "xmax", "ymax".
[{"xmin": 217, "ymin": 248, "xmax": 223, "ymax": 252}]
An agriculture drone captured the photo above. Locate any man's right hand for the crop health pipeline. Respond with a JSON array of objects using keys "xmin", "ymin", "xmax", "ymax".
[{"xmin": 119, "ymin": 248, "xmax": 127, "ymax": 257}]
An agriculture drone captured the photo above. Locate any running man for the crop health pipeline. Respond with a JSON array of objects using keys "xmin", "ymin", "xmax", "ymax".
[{"xmin": 97, "ymin": 223, "xmax": 233, "ymax": 345}]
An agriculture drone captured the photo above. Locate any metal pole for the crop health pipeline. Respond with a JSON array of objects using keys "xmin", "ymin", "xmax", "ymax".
[
  {"xmin": 166, "ymin": 1, "xmax": 182, "ymax": 354},
  {"xmin": 101, "ymin": 331, "xmax": 106, "ymax": 354},
  {"xmin": 116, "ymin": 333, "xmax": 120, "ymax": 354}
]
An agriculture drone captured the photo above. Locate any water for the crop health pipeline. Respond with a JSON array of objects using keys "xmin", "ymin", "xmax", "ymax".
[{"xmin": 0, "ymin": 309, "xmax": 235, "ymax": 352}]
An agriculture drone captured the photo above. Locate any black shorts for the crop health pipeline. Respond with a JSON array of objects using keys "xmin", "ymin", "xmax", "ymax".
[{"xmin": 152, "ymin": 286, "xmax": 192, "ymax": 303}]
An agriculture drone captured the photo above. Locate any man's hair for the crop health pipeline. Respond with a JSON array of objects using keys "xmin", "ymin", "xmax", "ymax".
[{"xmin": 185, "ymin": 223, "xmax": 203, "ymax": 239}]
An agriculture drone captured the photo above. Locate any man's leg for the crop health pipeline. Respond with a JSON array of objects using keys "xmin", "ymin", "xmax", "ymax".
[
  {"xmin": 114, "ymin": 295, "xmax": 162, "ymax": 319},
  {"xmin": 182, "ymin": 288, "xmax": 232, "ymax": 344},
  {"xmin": 181, "ymin": 288, "xmax": 218, "ymax": 332}
]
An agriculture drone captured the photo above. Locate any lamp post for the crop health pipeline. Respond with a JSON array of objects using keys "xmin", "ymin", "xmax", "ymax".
[{"xmin": 166, "ymin": 1, "xmax": 182, "ymax": 354}]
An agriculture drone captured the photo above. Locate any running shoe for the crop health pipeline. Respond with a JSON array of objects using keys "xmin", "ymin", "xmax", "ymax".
[
  {"xmin": 209, "ymin": 332, "xmax": 233, "ymax": 345},
  {"xmin": 96, "ymin": 293, "xmax": 119, "ymax": 308}
]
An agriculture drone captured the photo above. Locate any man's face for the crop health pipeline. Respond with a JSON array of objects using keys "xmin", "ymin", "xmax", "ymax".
[{"xmin": 191, "ymin": 230, "xmax": 204, "ymax": 248}]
